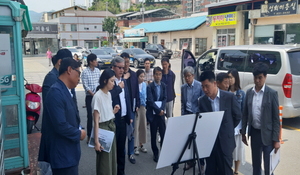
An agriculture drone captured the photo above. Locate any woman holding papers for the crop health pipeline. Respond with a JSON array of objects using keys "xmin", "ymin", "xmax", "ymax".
[
  {"xmin": 92, "ymin": 69, "xmax": 120, "ymax": 175},
  {"xmin": 228, "ymin": 69, "xmax": 246, "ymax": 175}
]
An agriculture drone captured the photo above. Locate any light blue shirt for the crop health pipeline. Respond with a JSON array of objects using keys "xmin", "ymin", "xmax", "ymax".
[
  {"xmin": 154, "ymin": 81, "xmax": 161, "ymax": 101},
  {"xmin": 186, "ymin": 80, "xmax": 195, "ymax": 112},
  {"xmin": 208, "ymin": 89, "xmax": 220, "ymax": 112},
  {"xmin": 251, "ymin": 84, "xmax": 265, "ymax": 129}
]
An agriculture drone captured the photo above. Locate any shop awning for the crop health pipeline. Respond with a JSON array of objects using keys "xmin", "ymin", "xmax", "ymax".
[{"xmin": 120, "ymin": 37, "xmax": 148, "ymax": 42}]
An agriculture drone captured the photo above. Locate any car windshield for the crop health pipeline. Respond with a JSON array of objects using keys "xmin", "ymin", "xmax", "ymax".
[
  {"xmin": 157, "ymin": 45, "xmax": 166, "ymax": 49},
  {"xmin": 68, "ymin": 48, "xmax": 78, "ymax": 52},
  {"xmin": 102, "ymin": 47, "xmax": 116, "ymax": 53},
  {"xmin": 91, "ymin": 50, "xmax": 108, "ymax": 55},
  {"xmin": 132, "ymin": 49, "xmax": 147, "ymax": 54}
]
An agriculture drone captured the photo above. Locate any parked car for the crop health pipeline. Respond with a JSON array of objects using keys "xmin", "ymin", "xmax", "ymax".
[
  {"xmin": 181, "ymin": 45, "xmax": 300, "ymax": 118},
  {"xmin": 113, "ymin": 46, "xmax": 124, "ymax": 53},
  {"xmin": 100, "ymin": 47, "xmax": 118, "ymax": 58},
  {"xmin": 144, "ymin": 44, "xmax": 173, "ymax": 59},
  {"xmin": 89, "ymin": 49, "xmax": 113, "ymax": 69},
  {"xmin": 62, "ymin": 47, "xmax": 83, "ymax": 59},
  {"xmin": 122, "ymin": 48, "xmax": 155, "ymax": 68}
]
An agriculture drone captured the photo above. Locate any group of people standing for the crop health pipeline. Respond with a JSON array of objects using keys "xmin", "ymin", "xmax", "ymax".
[
  {"xmin": 38, "ymin": 48, "xmax": 280, "ymax": 175},
  {"xmin": 181, "ymin": 62, "xmax": 280, "ymax": 175}
]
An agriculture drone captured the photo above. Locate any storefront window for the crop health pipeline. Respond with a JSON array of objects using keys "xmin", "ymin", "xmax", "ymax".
[
  {"xmin": 254, "ymin": 25, "xmax": 274, "ymax": 44},
  {"xmin": 217, "ymin": 29, "xmax": 235, "ymax": 47},
  {"xmin": 179, "ymin": 38, "xmax": 192, "ymax": 50},
  {"xmin": 286, "ymin": 23, "xmax": 300, "ymax": 44},
  {"xmin": 195, "ymin": 38, "xmax": 207, "ymax": 55},
  {"xmin": 152, "ymin": 36, "xmax": 157, "ymax": 44}
]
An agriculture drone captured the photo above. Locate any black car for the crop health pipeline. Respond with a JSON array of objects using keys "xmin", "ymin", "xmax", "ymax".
[
  {"xmin": 89, "ymin": 49, "xmax": 113, "ymax": 69},
  {"xmin": 122, "ymin": 48, "xmax": 156, "ymax": 68},
  {"xmin": 144, "ymin": 44, "xmax": 173, "ymax": 59}
]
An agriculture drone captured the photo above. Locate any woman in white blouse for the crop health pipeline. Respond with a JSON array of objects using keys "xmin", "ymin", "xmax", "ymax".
[{"xmin": 92, "ymin": 69, "xmax": 120, "ymax": 175}]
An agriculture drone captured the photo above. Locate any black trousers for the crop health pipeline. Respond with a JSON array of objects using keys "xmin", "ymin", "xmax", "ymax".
[
  {"xmin": 115, "ymin": 117, "xmax": 127, "ymax": 175},
  {"xmin": 250, "ymin": 127, "xmax": 273, "ymax": 175},
  {"xmin": 52, "ymin": 165, "xmax": 78, "ymax": 175},
  {"xmin": 205, "ymin": 138, "xmax": 233, "ymax": 175},
  {"xmin": 85, "ymin": 95, "xmax": 93, "ymax": 137},
  {"xmin": 149, "ymin": 115, "xmax": 166, "ymax": 157}
]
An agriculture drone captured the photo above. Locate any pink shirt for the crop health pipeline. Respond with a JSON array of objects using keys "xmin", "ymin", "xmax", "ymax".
[{"xmin": 46, "ymin": 51, "xmax": 52, "ymax": 58}]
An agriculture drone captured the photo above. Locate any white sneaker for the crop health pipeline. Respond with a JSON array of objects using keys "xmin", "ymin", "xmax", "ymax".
[
  {"xmin": 134, "ymin": 148, "xmax": 139, "ymax": 155},
  {"xmin": 139, "ymin": 147, "xmax": 147, "ymax": 153}
]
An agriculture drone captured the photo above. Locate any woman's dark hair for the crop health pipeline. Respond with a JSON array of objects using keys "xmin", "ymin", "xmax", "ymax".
[
  {"xmin": 136, "ymin": 69, "xmax": 145, "ymax": 78},
  {"xmin": 228, "ymin": 68, "xmax": 241, "ymax": 91},
  {"xmin": 96, "ymin": 69, "xmax": 115, "ymax": 91},
  {"xmin": 161, "ymin": 57, "xmax": 171, "ymax": 69}
]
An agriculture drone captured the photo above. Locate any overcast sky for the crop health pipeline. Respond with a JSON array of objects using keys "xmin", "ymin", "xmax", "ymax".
[{"xmin": 25, "ymin": 0, "xmax": 88, "ymax": 13}]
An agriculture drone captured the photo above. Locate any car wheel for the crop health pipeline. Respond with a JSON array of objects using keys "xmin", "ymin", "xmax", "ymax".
[
  {"xmin": 158, "ymin": 53, "xmax": 163, "ymax": 59},
  {"xmin": 133, "ymin": 60, "xmax": 139, "ymax": 68}
]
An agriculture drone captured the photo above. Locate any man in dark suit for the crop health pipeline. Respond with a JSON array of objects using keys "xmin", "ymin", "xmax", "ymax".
[
  {"xmin": 121, "ymin": 52, "xmax": 140, "ymax": 164},
  {"xmin": 198, "ymin": 71, "xmax": 241, "ymax": 175},
  {"xmin": 241, "ymin": 62, "xmax": 280, "ymax": 175},
  {"xmin": 38, "ymin": 58, "xmax": 86, "ymax": 175},
  {"xmin": 146, "ymin": 67, "xmax": 167, "ymax": 163},
  {"xmin": 110, "ymin": 56, "xmax": 134, "ymax": 175}
]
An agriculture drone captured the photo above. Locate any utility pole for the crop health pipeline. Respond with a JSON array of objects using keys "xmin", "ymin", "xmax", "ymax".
[
  {"xmin": 141, "ymin": 1, "xmax": 144, "ymax": 23},
  {"xmin": 105, "ymin": 1, "xmax": 108, "ymax": 42}
]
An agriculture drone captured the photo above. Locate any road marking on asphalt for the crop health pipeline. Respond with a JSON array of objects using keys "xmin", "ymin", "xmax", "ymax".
[{"xmin": 283, "ymin": 125, "xmax": 300, "ymax": 131}]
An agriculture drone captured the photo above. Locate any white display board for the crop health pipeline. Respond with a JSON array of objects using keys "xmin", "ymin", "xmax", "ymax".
[{"xmin": 157, "ymin": 111, "xmax": 224, "ymax": 169}]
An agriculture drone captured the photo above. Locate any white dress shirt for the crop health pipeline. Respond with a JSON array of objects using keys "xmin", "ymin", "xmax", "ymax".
[
  {"xmin": 208, "ymin": 89, "xmax": 220, "ymax": 112},
  {"xmin": 115, "ymin": 78, "xmax": 127, "ymax": 117},
  {"xmin": 251, "ymin": 84, "xmax": 265, "ymax": 129}
]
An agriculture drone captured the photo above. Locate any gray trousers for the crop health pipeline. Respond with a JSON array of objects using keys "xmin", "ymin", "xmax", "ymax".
[{"xmin": 165, "ymin": 100, "xmax": 174, "ymax": 118}]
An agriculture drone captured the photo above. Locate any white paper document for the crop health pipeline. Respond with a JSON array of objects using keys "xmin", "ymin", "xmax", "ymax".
[
  {"xmin": 270, "ymin": 148, "xmax": 280, "ymax": 174},
  {"xmin": 153, "ymin": 101, "xmax": 162, "ymax": 114},
  {"xmin": 88, "ymin": 128, "xmax": 115, "ymax": 153},
  {"xmin": 157, "ymin": 111, "xmax": 224, "ymax": 169}
]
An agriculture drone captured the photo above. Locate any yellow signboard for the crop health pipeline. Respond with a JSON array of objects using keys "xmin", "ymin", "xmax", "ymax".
[{"xmin": 206, "ymin": 12, "xmax": 237, "ymax": 27}]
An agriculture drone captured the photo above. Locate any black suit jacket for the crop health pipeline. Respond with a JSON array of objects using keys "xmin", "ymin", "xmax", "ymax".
[
  {"xmin": 198, "ymin": 89, "xmax": 242, "ymax": 156},
  {"xmin": 110, "ymin": 79, "xmax": 134, "ymax": 125},
  {"xmin": 146, "ymin": 81, "xmax": 167, "ymax": 123},
  {"xmin": 127, "ymin": 68, "xmax": 140, "ymax": 111}
]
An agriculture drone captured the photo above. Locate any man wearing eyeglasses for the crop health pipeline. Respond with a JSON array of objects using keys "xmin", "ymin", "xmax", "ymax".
[
  {"xmin": 81, "ymin": 53, "xmax": 101, "ymax": 143},
  {"xmin": 110, "ymin": 56, "xmax": 134, "ymax": 175},
  {"xmin": 39, "ymin": 58, "xmax": 86, "ymax": 175}
]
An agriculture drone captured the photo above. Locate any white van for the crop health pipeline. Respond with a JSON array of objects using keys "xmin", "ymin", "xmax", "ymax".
[{"xmin": 181, "ymin": 45, "xmax": 300, "ymax": 118}]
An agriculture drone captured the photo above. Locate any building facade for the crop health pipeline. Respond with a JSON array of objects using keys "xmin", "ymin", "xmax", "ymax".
[
  {"xmin": 48, "ymin": 9, "xmax": 115, "ymax": 49},
  {"xmin": 206, "ymin": 0, "xmax": 300, "ymax": 47}
]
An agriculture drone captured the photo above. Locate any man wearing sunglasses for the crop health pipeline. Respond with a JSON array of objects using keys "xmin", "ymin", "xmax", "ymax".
[{"xmin": 110, "ymin": 56, "xmax": 134, "ymax": 175}]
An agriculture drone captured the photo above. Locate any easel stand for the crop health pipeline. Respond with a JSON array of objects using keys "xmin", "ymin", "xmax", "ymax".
[{"xmin": 171, "ymin": 112, "xmax": 203, "ymax": 175}]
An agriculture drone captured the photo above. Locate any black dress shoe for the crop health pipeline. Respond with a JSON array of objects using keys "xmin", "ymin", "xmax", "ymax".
[
  {"xmin": 129, "ymin": 155, "xmax": 136, "ymax": 164},
  {"xmin": 153, "ymin": 155, "xmax": 159, "ymax": 162}
]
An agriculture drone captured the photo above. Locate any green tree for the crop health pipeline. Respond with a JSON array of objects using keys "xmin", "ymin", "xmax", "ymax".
[
  {"xmin": 102, "ymin": 17, "xmax": 119, "ymax": 46},
  {"xmin": 89, "ymin": 0, "xmax": 121, "ymax": 14}
]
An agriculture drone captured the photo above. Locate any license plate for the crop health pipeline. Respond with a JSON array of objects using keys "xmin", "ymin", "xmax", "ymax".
[
  {"xmin": 105, "ymin": 62, "xmax": 111, "ymax": 64},
  {"xmin": 151, "ymin": 61, "xmax": 154, "ymax": 63},
  {"xmin": 168, "ymin": 52, "xmax": 172, "ymax": 54}
]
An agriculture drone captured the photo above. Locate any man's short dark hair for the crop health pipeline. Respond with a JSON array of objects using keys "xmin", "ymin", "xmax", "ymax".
[
  {"xmin": 153, "ymin": 66, "xmax": 162, "ymax": 75},
  {"xmin": 216, "ymin": 72, "xmax": 229, "ymax": 83},
  {"xmin": 51, "ymin": 55, "xmax": 57, "ymax": 66},
  {"xmin": 59, "ymin": 57, "xmax": 80, "ymax": 75},
  {"xmin": 54, "ymin": 49, "xmax": 72, "ymax": 65},
  {"xmin": 144, "ymin": 58, "xmax": 150, "ymax": 63},
  {"xmin": 253, "ymin": 62, "xmax": 269, "ymax": 77},
  {"xmin": 120, "ymin": 52, "xmax": 130, "ymax": 59},
  {"xmin": 87, "ymin": 53, "xmax": 97, "ymax": 66},
  {"xmin": 199, "ymin": 71, "xmax": 215, "ymax": 82}
]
